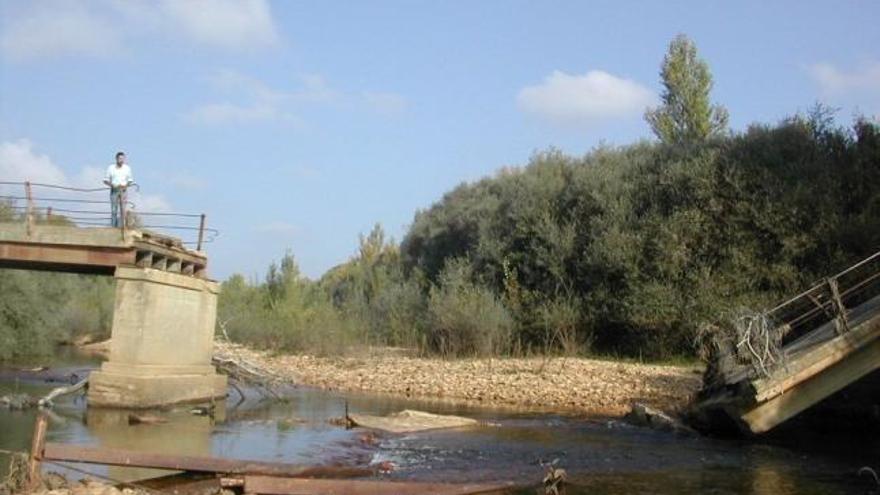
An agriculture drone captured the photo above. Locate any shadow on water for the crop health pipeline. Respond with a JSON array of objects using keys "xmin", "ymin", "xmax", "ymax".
[{"xmin": 0, "ymin": 349, "xmax": 877, "ymax": 494}]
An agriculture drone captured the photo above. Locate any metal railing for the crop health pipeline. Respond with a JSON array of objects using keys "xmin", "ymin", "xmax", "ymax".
[
  {"xmin": 764, "ymin": 250, "xmax": 880, "ymax": 347},
  {"xmin": 0, "ymin": 181, "xmax": 218, "ymax": 251}
]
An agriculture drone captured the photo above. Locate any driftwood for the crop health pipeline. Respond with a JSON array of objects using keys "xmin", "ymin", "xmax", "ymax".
[
  {"xmin": 1, "ymin": 377, "xmax": 87, "ymax": 410},
  {"xmin": 213, "ymin": 338, "xmax": 287, "ymax": 403},
  {"xmin": 38, "ymin": 377, "xmax": 88, "ymax": 408}
]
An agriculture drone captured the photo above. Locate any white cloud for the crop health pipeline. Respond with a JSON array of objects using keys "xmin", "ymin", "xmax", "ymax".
[
  {"xmin": 293, "ymin": 75, "xmax": 339, "ymax": 104},
  {"xmin": 1, "ymin": 0, "xmax": 279, "ymax": 61},
  {"xmin": 208, "ymin": 69, "xmax": 287, "ymax": 103},
  {"xmin": 129, "ymin": 191, "xmax": 172, "ymax": 214},
  {"xmin": 0, "ymin": 139, "xmax": 68, "ymax": 184},
  {"xmin": 0, "ymin": 2, "xmax": 121, "ymax": 61},
  {"xmin": 808, "ymin": 62, "xmax": 880, "ymax": 94},
  {"xmin": 159, "ymin": 0, "xmax": 278, "ymax": 49},
  {"xmin": 186, "ymin": 70, "xmax": 402, "ymax": 127},
  {"xmin": 185, "ymin": 102, "xmax": 282, "ymax": 125},
  {"xmin": 517, "ymin": 70, "xmax": 657, "ymax": 126}
]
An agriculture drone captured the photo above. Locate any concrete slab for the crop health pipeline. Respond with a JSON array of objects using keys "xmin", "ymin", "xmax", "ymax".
[{"xmin": 88, "ymin": 369, "xmax": 227, "ymax": 408}]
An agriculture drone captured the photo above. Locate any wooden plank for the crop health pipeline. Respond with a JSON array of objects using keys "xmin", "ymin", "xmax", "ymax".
[
  {"xmin": 244, "ymin": 476, "xmax": 513, "ymax": 495},
  {"xmin": 41, "ymin": 444, "xmax": 372, "ymax": 478},
  {"xmin": 752, "ymin": 318, "xmax": 880, "ymax": 403},
  {"xmin": 740, "ymin": 333, "xmax": 880, "ymax": 433}
]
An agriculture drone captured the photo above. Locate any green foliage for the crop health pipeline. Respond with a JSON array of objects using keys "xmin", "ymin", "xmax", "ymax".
[
  {"xmin": 425, "ymin": 258, "xmax": 513, "ymax": 357},
  {"xmin": 1, "ymin": 64, "xmax": 876, "ymax": 365},
  {"xmin": 400, "ymin": 115, "xmax": 880, "ymax": 359},
  {"xmin": 0, "ymin": 270, "xmax": 113, "ymax": 360},
  {"xmin": 645, "ymin": 34, "xmax": 729, "ymax": 146},
  {"xmin": 218, "ymin": 252, "xmax": 362, "ymax": 355}
]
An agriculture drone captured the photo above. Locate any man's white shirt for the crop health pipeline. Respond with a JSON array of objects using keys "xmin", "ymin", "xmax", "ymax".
[{"xmin": 106, "ymin": 164, "xmax": 133, "ymax": 188}]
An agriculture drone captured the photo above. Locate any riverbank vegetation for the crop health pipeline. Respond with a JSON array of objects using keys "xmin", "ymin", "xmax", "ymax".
[
  {"xmin": 217, "ymin": 110, "xmax": 879, "ymax": 360},
  {"xmin": 2, "ymin": 35, "xmax": 879, "ymax": 361},
  {"xmin": 0, "ymin": 269, "xmax": 114, "ymax": 360},
  {"xmin": 0, "ymin": 206, "xmax": 115, "ymax": 359},
  {"xmin": 218, "ymin": 36, "xmax": 880, "ymax": 360}
]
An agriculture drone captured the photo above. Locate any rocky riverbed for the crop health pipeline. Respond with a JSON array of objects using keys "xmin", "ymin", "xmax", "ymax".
[{"xmin": 218, "ymin": 343, "xmax": 702, "ymax": 416}]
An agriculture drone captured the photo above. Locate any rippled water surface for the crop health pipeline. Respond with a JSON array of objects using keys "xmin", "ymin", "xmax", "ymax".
[{"xmin": 1, "ymin": 349, "xmax": 876, "ymax": 494}]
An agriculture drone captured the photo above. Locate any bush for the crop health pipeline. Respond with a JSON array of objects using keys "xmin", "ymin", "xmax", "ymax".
[{"xmin": 425, "ymin": 259, "xmax": 513, "ymax": 357}]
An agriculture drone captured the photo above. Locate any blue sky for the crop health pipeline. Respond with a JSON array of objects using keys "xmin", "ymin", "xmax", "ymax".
[{"xmin": 1, "ymin": 0, "xmax": 878, "ymax": 280}]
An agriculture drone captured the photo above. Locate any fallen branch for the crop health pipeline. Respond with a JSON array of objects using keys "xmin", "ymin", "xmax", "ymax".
[
  {"xmin": 39, "ymin": 377, "xmax": 88, "ymax": 408},
  {"xmin": 213, "ymin": 340, "xmax": 288, "ymax": 401}
]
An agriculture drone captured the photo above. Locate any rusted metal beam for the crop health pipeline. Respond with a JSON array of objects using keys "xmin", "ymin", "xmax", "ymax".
[
  {"xmin": 27, "ymin": 413, "xmax": 48, "ymax": 490},
  {"xmin": 41, "ymin": 443, "xmax": 373, "ymax": 479},
  {"xmin": 243, "ymin": 476, "xmax": 514, "ymax": 495},
  {"xmin": 0, "ymin": 242, "xmax": 134, "ymax": 273}
]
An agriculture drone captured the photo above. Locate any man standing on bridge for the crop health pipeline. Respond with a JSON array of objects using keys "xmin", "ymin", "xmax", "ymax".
[{"xmin": 104, "ymin": 151, "xmax": 133, "ymax": 228}]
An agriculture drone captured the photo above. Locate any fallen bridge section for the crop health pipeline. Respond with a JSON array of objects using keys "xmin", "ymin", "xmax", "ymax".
[{"xmin": 694, "ymin": 250, "xmax": 880, "ymax": 434}]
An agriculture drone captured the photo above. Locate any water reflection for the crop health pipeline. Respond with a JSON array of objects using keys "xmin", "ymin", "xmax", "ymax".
[
  {"xmin": 0, "ymin": 355, "xmax": 875, "ymax": 494},
  {"xmin": 84, "ymin": 406, "xmax": 222, "ymax": 481}
]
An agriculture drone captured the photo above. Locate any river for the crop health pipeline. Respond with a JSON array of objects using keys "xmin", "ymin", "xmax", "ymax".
[{"xmin": 0, "ymin": 348, "xmax": 876, "ymax": 494}]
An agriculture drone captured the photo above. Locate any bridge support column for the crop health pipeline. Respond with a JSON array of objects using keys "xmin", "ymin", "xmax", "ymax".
[{"xmin": 88, "ymin": 267, "xmax": 227, "ymax": 408}]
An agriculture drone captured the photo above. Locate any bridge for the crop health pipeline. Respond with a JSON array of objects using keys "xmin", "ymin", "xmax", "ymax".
[
  {"xmin": 694, "ymin": 250, "xmax": 880, "ymax": 434},
  {"xmin": 0, "ymin": 181, "xmax": 226, "ymax": 408}
]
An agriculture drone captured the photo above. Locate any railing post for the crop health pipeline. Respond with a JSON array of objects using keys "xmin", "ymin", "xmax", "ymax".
[
  {"xmin": 25, "ymin": 180, "xmax": 34, "ymax": 235},
  {"xmin": 197, "ymin": 213, "xmax": 206, "ymax": 251},
  {"xmin": 828, "ymin": 277, "xmax": 849, "ymax": 335},
  {"xmin": 119, "ymin": 190, "xmax": 126, "ymax": 240}
]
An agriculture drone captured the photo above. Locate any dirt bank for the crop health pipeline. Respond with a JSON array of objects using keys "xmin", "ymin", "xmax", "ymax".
[{"xmin": 220, "ymin": 344, "xmax": 702, "ymax": 416}]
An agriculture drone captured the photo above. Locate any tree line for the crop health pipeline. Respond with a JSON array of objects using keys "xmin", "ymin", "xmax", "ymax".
[
  {"xmin": 2, "ymin": 35, "xmax": 879, "ymax": 360},
  {"xmin": 218, "ymin": 35, "xmax": 880, "ymax": 359}
]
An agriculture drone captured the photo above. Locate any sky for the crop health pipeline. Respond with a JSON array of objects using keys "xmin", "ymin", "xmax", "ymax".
[{"xmin": 1, "ymin": 0, "xmax": 878, "ymax": 280}]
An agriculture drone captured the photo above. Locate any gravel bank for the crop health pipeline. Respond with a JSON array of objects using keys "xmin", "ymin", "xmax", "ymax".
[{"xmin": 221, "ymin": 344, "xmax": 702, "ymax": 416}]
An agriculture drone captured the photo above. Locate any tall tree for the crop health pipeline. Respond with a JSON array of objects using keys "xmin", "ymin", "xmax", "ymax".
[{"xmin": 645, "ymin": 34, "xmax": 729, "ymax": 146}]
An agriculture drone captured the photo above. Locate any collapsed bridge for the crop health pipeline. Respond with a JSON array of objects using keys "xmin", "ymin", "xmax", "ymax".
[{"xmin": 695, "ymin": 249, "xmax": 880, "ymax": 434}]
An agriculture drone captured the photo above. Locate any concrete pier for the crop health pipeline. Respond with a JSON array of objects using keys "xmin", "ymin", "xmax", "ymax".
[
  {"xmin": 1, "ymin": 210, "xmax": 223, "ymax": 408},
  {"xmin": 89, "ymin": 267, "xmax": 227, "ymax": 407}
]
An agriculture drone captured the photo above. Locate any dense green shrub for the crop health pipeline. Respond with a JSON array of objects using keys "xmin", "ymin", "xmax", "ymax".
[
  {"xmin": 0, "ymin": 269, "xmax": 113, "ymax": 359},
  {"xmin": 401, "ymin": 114, "xmax": 880, "ymax": 359},
  {"xmin": 425, "ymin": 258, "xmax": 513, "ymax": 357}
]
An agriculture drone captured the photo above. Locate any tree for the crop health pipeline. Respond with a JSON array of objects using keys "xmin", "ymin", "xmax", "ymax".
[{"xmin": 645, "ymin": 34, "xmax": 729, "ymax": 146}]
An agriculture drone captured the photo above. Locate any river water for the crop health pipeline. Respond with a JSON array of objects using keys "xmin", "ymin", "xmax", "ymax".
[{"xmin": 0, "ymin": 349, "xmax": 876, "ymax": 494}]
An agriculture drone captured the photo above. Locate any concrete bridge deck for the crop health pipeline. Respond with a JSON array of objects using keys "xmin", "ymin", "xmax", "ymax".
[{"xmin": 0, "ymin": 223, "xmax": 208, "ymax": 277}]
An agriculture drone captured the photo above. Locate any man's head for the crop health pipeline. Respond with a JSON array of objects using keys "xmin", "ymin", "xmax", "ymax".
[{"xmin": 115, "ymin": 151, "xmax": 125, "ymax": 166}]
